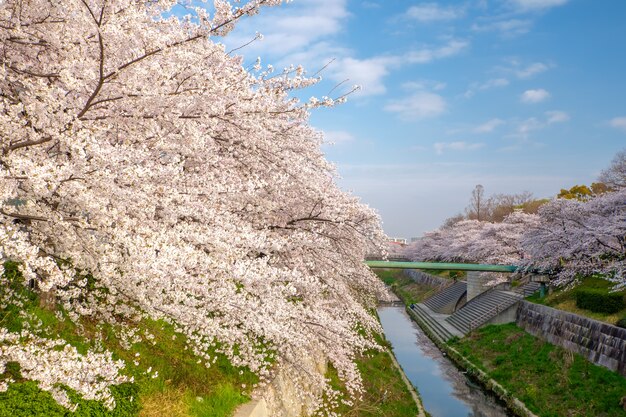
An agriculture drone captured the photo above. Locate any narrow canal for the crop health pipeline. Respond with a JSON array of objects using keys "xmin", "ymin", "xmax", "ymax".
[{"xmin": 378, "ymin": 306, "xmax": 513, "ymax": 417}]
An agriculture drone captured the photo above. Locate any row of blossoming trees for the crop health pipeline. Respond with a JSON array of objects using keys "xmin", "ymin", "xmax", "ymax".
[
  {"xmin": 0, "ymin": 0, "xmax": 389, "ymax": 412},
  {"xmin": 404, "ymin": 155, "xmax": 626, "ymax": 289}
]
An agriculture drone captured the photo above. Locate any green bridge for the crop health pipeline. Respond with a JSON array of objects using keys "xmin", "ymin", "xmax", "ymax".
[{"xmin": 365, "ymin": 260, "xmax": 518, "ymax": 273}]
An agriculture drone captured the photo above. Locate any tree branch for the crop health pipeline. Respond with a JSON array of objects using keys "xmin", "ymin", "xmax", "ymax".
[
  {"xmin": 0, "ymin": 209, "xmax": 48, "ymax": 222},
  {"xmin": 77, "ymin": 31, "xmax": 106, "ymax": 119},
  {"xmin": 3, "ymin": 136, "xmax": 52, "ymax": 154}
]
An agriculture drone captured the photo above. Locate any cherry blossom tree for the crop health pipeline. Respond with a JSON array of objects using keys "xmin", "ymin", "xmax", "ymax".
[
  {"xmin": 406, "ymin": 188, "xmax": 625, "ymax": 290},
  {"xmin": 468, "ymin": 211, "xmax": 540, "ymax": 265},
  {"xmin": 520, "ymin": 189, "xmax": 626, "ymax": 288},
  {"xmin": 404, "ymin": 212, "xmax": 539, "ymax": 266},
  {"xmin": 599, "ymin": 148, "xmax": 626, "ymax": 190},
  {"xmin": 0, "ymin": 0, "xmax": 387, "ymax": 411}
]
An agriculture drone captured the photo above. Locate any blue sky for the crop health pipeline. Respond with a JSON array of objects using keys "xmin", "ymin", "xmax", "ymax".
[{"xmin": 223, "ymin": 0, "xmax": 626, "ymax": 238}]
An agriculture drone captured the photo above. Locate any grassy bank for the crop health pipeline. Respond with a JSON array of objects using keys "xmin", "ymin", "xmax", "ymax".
[
  {"xmin": 1, "ymin": 262, "xmax": 425, "ymax": 417},
  {"xmin": 0, "ymin": 262, "xmax": 256, "ymax": 417},
  {"xmin": 528, "ymin": 276, "xmax": 626, "ymax": 326},
  {"xmin": 374, "ymin": 269, "xmax": 440, "ymax": 305},
  {"xmin": 322, "ymin": 333, "xmax": 423, "ymax": 417},
  {"xmin": 450, "ymin": 323, "xmax": 626, "ymax": 417}
]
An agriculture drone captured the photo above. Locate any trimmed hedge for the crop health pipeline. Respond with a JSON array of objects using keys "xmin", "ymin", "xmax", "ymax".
[{"xmin": 574, "ymin": 289, "xmax": 625, "ymax": 314}]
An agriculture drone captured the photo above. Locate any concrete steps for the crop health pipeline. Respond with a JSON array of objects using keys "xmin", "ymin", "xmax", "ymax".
[
  {"xmin": 408, "ymin": 304, "xmax": 456, "ymax": 342},
  {"xmin": 445, "ymin": 290, "xmax": 522, "ymax": 335},
  {"xmin": 518, "ymin": 281, "xmax": 541, "ymax": 297},
  {"xmin": 422, "ymin": 281, "xmax": 467, "ymax": 314}
]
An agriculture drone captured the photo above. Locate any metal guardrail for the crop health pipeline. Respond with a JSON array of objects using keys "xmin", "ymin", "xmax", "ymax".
[
  {"xmin": 467, "ymin": 284, "xmax": 536, "ymax": 331},
  {"xmin": 468, "ymin": 297, "xmax": 518, "ymax": 331}
]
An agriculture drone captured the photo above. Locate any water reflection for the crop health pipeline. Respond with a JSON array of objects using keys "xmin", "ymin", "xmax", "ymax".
[{"xmin": 378, "ymin": 306, "xmax": 513, "ymax": 417}]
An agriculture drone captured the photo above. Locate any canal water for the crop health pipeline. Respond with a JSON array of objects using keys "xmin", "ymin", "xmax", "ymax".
[{"xmin": 378, "ymin": 306, "xmax": 513, "ymax": 417}]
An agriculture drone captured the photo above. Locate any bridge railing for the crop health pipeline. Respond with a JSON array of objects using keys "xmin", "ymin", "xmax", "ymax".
[
  {"xmin": 366, "ymin": 260, "xmax": 518, "ymax": 273},
  {"xmin": 467, "ymin": 284, "xmax": 536, "ymax": 331}
]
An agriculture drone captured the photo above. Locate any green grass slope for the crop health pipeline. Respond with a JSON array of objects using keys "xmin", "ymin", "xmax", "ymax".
[
  {"xmin": 0, "ymin": 262, "xmax": 255, "ymax": 417},
  {"xmin": 528, "ymin": 276, "xmax": 626, "ymax": 326},
  {"xmin": 451, "ymin": 323, "xmax": 626, "ymax": 417}
]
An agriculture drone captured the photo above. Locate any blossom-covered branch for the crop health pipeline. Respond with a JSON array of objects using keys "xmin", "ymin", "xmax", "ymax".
[{"xmin": 0, "ymin": 0, "xmax": 388, "ymax": 411}]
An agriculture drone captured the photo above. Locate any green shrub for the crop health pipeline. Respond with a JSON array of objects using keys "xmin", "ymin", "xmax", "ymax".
[
  {"xmin": 615, "ymin": 318, "xmax": 626, "ymax": 329},
  {"xmin": 574, "ymin": 289, "xmax": 625, "ymax": 314}
]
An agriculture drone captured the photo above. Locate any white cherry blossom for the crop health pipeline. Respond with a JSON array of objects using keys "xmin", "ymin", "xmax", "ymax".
[{"xmin": 0, "ymin": 0, "xmax": 388, "ymax": 411}]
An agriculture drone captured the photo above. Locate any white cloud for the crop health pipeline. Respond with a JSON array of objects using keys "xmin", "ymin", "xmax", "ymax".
[
  {"xmin": 226, "ymin": 2, "xmax": 468, "ymax": 99},
  {"xmin": 405, "ymin": 3, "xmax": 465, "ymax": 22},
  {"xmin": 546, "ymin": 110, "xmax": 570, "ymax": 123},
  {"xmin": 384, "ymin": 92, "xmax": 446, "ymax": 120},
  {"xmin": 225, "ymin": 0, "xmax": 349, "ymax": 59},
  {"xmin": 433, "ymin": 141, "xmax": 485, "ymax": 154},
  {"xmin": 610, "ymin": 116, "xmax": 626, "ymax": 132},
  {"xmin": 331, "ymin": 56, "xmax": 397, "ymax": 96},
  {"xmin": 474, "ymin": 118, "xmax": 505, "ymax": 133},
  {"xmin": 510, "ymin": 0, "xmax": 570, "ymax": 12},
  {"xmin": 517, "ymin": 117, "xmax": 544, "ymax": 135},
  {"xmin": 494, "ymin": 60, "xmax": 551, "ymax": 80},
  {"xmin": 361, "ymin": 1, "xmax": 380, "ymax": 9},
  {"xmin": 516, "ymin": 62, "xmax": 549, "ymax": 78},
  {"xmin": 323, "ymin": 130, "xmax": 355, "ymax": 145},
  {"xmin": 521, "ymin": 88, "xmax": 550, "ymax": 103},
  {"xmin": 227, "ymin": 2, "xmax": 469, "ymax": 99},
  {"xmin": 328, "ymin": 39, "xmax": 466, "ymax": 97},
  {"xmin": 509, "ymin": 112, "xmax": 568, "ymax": 141},
  {"xmin": 406, "ymin": 39, "xmax": 469, "ymax": 64},
  {"xmin": 402, "ymin": 80, "xmax": 447, "ymax": 91},
  {"xmin": 482, "ymin": 78, "xmax": 510, "ymax": 89},
  {"xmin": 471, "ymin": 19, "xmax": 533, "ymax": 36},
  {"xmin": 470, "ymin": 1, "xmax": 569, "ymax": 36},
  {"xmin": 464, "ymin": 78, "xmax": 509, "ymax": 98}
]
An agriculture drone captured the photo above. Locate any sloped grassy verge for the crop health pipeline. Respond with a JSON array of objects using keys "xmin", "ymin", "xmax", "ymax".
[
  {"xmin": 1, "ymin": 262, "xmax": 423, "ymax": 417},
  {"xmin": 450, "ymin": 323, "xmax": 626, "ymax": 417},
  {"xmin": 319, "ymin": 332, "xmax": 422, "ymax": 417},
  {"xmin": 0, "ymin": 262, "xmax": 255, "ymax": 417}
]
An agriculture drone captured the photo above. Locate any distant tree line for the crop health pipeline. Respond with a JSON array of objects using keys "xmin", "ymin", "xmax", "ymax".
[{"xmin": 405, "ymin": 148, "xmax": 626, "ymax": 288}]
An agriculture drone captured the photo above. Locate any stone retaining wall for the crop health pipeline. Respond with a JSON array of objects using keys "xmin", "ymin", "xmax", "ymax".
[
  {"xmin": 516, "ymin": 301, "xmax": 626, "ymax": 376},
  {"xmin": 404, "ymin": 270, "xmax": 448, "ymax": 287}
]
